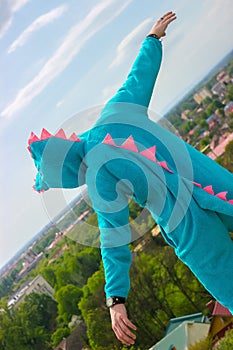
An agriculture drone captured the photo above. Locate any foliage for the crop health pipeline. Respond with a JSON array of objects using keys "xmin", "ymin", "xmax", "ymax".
[
  {"xmin": 189, "ymin": 335, "xmax": 212, "ymax": 350},
  {"xmin": 79, "ymin": 267, "xmax": 121, "ymax": 350},
  {"xmin": 77, "ymin": 245, "xmax": 210, "ymax": 350},
  {"xmin": 33, "ymin": 228, "xmax": 57, "ymax": 254},
  {"xmin": 225, "ymin": 84, "xmax": 233, "ymax": 102},
  {"xmin": 55, "ymin": 284, "xmax": 83, "ymax": 323},
  {"xmin": 127, "ymin": 247, "xmax": 210, "ymax": 349},
  {"xmin": 51, "ymin": 327, "xmax": 71, "ymax": 348},
  {"xmin": 218, "ymin": 140, "xmax": 233, "ymax": 173},
  {"xmin": 0, "ymin": 293, "xmax": 57, "ymax": 350},
  {"xmin": 217, "ymin": 329, "xmax": 233, "ymax": 350},
  {"xmin": 41, "ymin": 266, "xmax": 57, "ymax": 287},
  {"xmin": 200, "ymin": 136, "xmax": 211, "ymax": 150},
  {"xmin": 205, "ymin": 100, "xmax": 224, "ymax": 116},
  {"xmin": 0, "ymin": 262, "xmax": 23, "ymax": 299}
]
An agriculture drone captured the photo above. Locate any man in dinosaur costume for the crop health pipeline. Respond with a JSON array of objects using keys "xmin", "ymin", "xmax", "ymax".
[{"xmin": 28, "ymin": 12, "xmax": 233, "ymax": 346}]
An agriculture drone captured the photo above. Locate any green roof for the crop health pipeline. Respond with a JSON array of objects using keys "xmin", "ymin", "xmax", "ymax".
[{"xmin": 165, "ymin": 313, "xmax": 208, "ymax": 335}]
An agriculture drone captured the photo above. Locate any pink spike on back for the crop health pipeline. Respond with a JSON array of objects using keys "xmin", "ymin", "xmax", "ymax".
[
  {"xmin": 40, "ymin": 128, "xmax": 52, "ymax": 140},
  {"xmin": 157, "ymin": 161, "xmax": 173, "ymax": 173},
  {"xmin": 102, "ymin": 133, "xmax": 117, "ymax": 146},
  {"xmin": 140, "ymin": 146, "xmax": 156, "ymax": 162},
  {"xmin": 215, "ymin": 191, "xmax": 228, "ymax": 201},
  {"xmin": 120, "ymin": 136, "xmax": 138, "ymax": 152},
  {"xmin": 192, "ymin": 181, "xmax": 202, "ymax": 188},
  {"xmin": 69, "ymin": 132, "xmax": 81, "ymax": 142},
  {"xmin": 28, "ymin": 132, "xmax": 39, "ymax": 145},
  {"xmin": 228, "ymin": 199, "xmax": 233, "ymax": 205},
  {"xmin": 55, "ymin": 128, "xmax": 67, "ymax": 139},
  {"xmin": 203, "ymin": 185, "xmax": 214, "ymax": 195}
]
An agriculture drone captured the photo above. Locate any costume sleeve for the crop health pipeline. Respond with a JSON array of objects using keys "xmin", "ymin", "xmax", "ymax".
[
  {"xmin": 97, "ymin": 209, "xmax": 132, "ymax": 298},
  {"xmin": 86, "ymin": 166, "xmax": 133, "ymax": 298},
  {"xmin": 105, "ymin": 36, "xmax": 162, "ymax": 107}
]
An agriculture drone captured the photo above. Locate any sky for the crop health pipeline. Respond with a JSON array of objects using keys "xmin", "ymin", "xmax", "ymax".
[{"xmin": 0, "ymin": 0, "xmax": 233, "ymax": 269}]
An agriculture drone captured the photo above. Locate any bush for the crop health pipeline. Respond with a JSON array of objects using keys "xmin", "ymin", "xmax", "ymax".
[{"xmin": 217, "ymin": 329, "xmax": 233, "ymax": 350}]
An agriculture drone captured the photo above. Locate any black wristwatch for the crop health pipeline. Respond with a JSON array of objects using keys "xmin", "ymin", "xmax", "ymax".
[
  {"xmin": 147, "ymin": 33, "xmax": 160, "ymax": 40},
  {"xmin": 106, "ymin": 296, "xmax": 126, "ymax": 308}
]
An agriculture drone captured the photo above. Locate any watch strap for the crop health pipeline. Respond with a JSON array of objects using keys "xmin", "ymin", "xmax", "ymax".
[
  {"xmin": 146, "ymin": 33, "xmax": 160, "ymax": 40},
  {"xmin": 106, "ymin": 296, "xmax": 126, "ymax": 308}
]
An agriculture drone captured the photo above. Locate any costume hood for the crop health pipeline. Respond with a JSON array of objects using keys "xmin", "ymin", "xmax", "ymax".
[{"xmin": 28, "ymin": 128, "xmax": 85, "ymax": 192}]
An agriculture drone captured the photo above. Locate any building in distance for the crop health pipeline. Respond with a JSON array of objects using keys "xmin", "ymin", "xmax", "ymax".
[
  {"xmin": 193, "ymin": 87, "xmax": 212, "ymax": 105},
  {"xmin": 7, "ymin": 275, "xmax": 54, "ymax": 309}
]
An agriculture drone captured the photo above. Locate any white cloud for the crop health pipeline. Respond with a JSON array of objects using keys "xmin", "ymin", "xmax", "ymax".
[
  {"xmin": 1, "ymin": 0, "xmax": 133, "ymax": 118},
  {"xmin": 0, "ymin": 0, "xmax": 30, "ymax": 39},
  {"xmin": 11, "ymin": 0, "xmax": 31, "ymax": 12},
  {"xmin": 7, "ymin": 5, "xmax": 67, "ymax": 53},
  {"xmin": 109, "ymin": 18, "xmax": 153, "ymax": 68},
  {"xmin": 56, "ymin": 99, "xmax": 65, "ymax": 108}
]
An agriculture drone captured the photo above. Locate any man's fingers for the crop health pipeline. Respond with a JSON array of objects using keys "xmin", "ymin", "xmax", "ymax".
[
  {"xmin": 160, "ymin": 11, "xmax": 176, "ymax": 23},
  {"xmin": 165, "ymin": 14, "xmax": 177, "ymax": 22},
  {"xmin": 114, "ymin": 325, "xmax": 135, "ymax": 346},
  {"xmin": 122, "ymin": 316, "xmax": 137, "ymax": 330},
  {"xmin": 112, "ymin": 315, "xmax": 137, "ymax": 346},
  {"xmin": 160, "ymin": 11, "xmax": 173, "ymax": 19},
  {"xmin": 119, "ymin": 320, "xmax": 136, "ymax": 339},
  {"xmin": 161, "ymin": 14, "xmax": 176, "ymax": 31}
]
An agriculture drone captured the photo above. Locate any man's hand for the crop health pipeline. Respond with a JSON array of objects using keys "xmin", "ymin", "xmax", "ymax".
[
  {"xmin": 148, "ymin": 11, "xmax": 177, "ymax": 39},
  {"xmin": 110, "ymin": 303, "xmax": 137, "ymax": 346}
]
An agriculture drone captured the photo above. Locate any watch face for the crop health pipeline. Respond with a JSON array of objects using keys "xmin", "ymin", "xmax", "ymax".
[{"xmin": 106, "ymin": 297, "xmax": 114, "ymax": 307}]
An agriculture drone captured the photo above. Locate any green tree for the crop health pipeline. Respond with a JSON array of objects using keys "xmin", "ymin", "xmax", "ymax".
[
  {"xmin": 79, "ymin": 267, "xmax": 121, "ymax": 350},
  {"xmin": 51, "ymin": 327, "xmax": 70, "ymax": 348},
  {"xmin": 180, "ymin": 121, "xmax": 196, "ymax": 135},
  {"xmin": 0, "ymin": 294, "xmax": 56, "ymax": 350},
  {"xmin": 205, "ymin": 100, "xmax": 224, "ymax": 116},
  {"xmin": 21, "ymin": 293, "xmax": 58, "ymax": 333},
  {"xmin": 216, "ymin": 329, "xmax": 233, "ymax": 350},
  {"xmin": 55, "ymin": 260, "xmax": 82, "ymax": 289},
  {"xmin": 199, "ymin": 119, "xmax": 208, "ymax": 130},
  {"xmin": 220, "ymin": 140, "xmax": 233, "ymax": 172},
  {"xmin": 76, "ymin": 247, "xmax": 101, "ymax": 283},
  {"xmin": 55, "ymin": 284, "xmax": 83, "ymax": 323},
  {"xmin": 202, "ymin": 96, "xmax": 212, "ymax": 105},
  {"xmin": 41, "ymin": 267, "xmax": 57, "ymax": 287},
  {"xmin": 226, "ymin": 84, "xmax": 233, "ymax": 102},
  {"xmin": 33, "ymin": 229, "xmax": 57, "ymax": 254},
  {"xmin": 228, "ymin": 119, "xmax": 233, "ymax": 132},
  {"xmin": 200, "ymin": 136, "xmax": 211, "ymax": 150}
]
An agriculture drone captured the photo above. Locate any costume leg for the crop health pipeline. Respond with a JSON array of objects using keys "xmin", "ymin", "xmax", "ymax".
[{"xmin": 167, "ymin": 200, "xmax": 233, "ymax": 313}]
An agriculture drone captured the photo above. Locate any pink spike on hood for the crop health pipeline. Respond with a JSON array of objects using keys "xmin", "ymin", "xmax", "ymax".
[
  {"xmin": 40, "ymin": 128, "xmax": 52, "ymax": 140},
  {"xmin": 28, "ymin": 132, "xmax": 40, "ymax": 145},
  {"xmin": 140, "ymin": 146, "xmax": 156, "ymax": 162},
  {"xmin": 69, "ymin": 132, "xmax": 81, "ymax": 142},
  {"xmin": 120, "ymin": 136, "xmax": 138, "ymax": 152},
  {"xmin": 203, "ymin": 185, "xmax": 215, "ymax": 195},
  {"xmin": 192, "ymin": 181, "xmax": 202, "ymax": 188},
  {"xmin": 228, "ymin": 199, "xmax": 233, "ymax": 205},
  {"xmin": 215, "ymin": 191, "xmax": 228, "ymax": 201},
  {"xmin": 55, "ymin": 128, "xmax": 67, "ymax": 139},
  {"xmin": 156, "ymin": 161, "xmax": 173, "ymax": 173},
  {"xmin": 102, "ymin": 133, "xmax": 118, "ymax": 147}
]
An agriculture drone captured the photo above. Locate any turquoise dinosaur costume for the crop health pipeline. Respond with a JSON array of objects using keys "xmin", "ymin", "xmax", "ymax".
[{"xmin": 28, "ymin": 37, "xmax": 233, "ymax": 313}]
